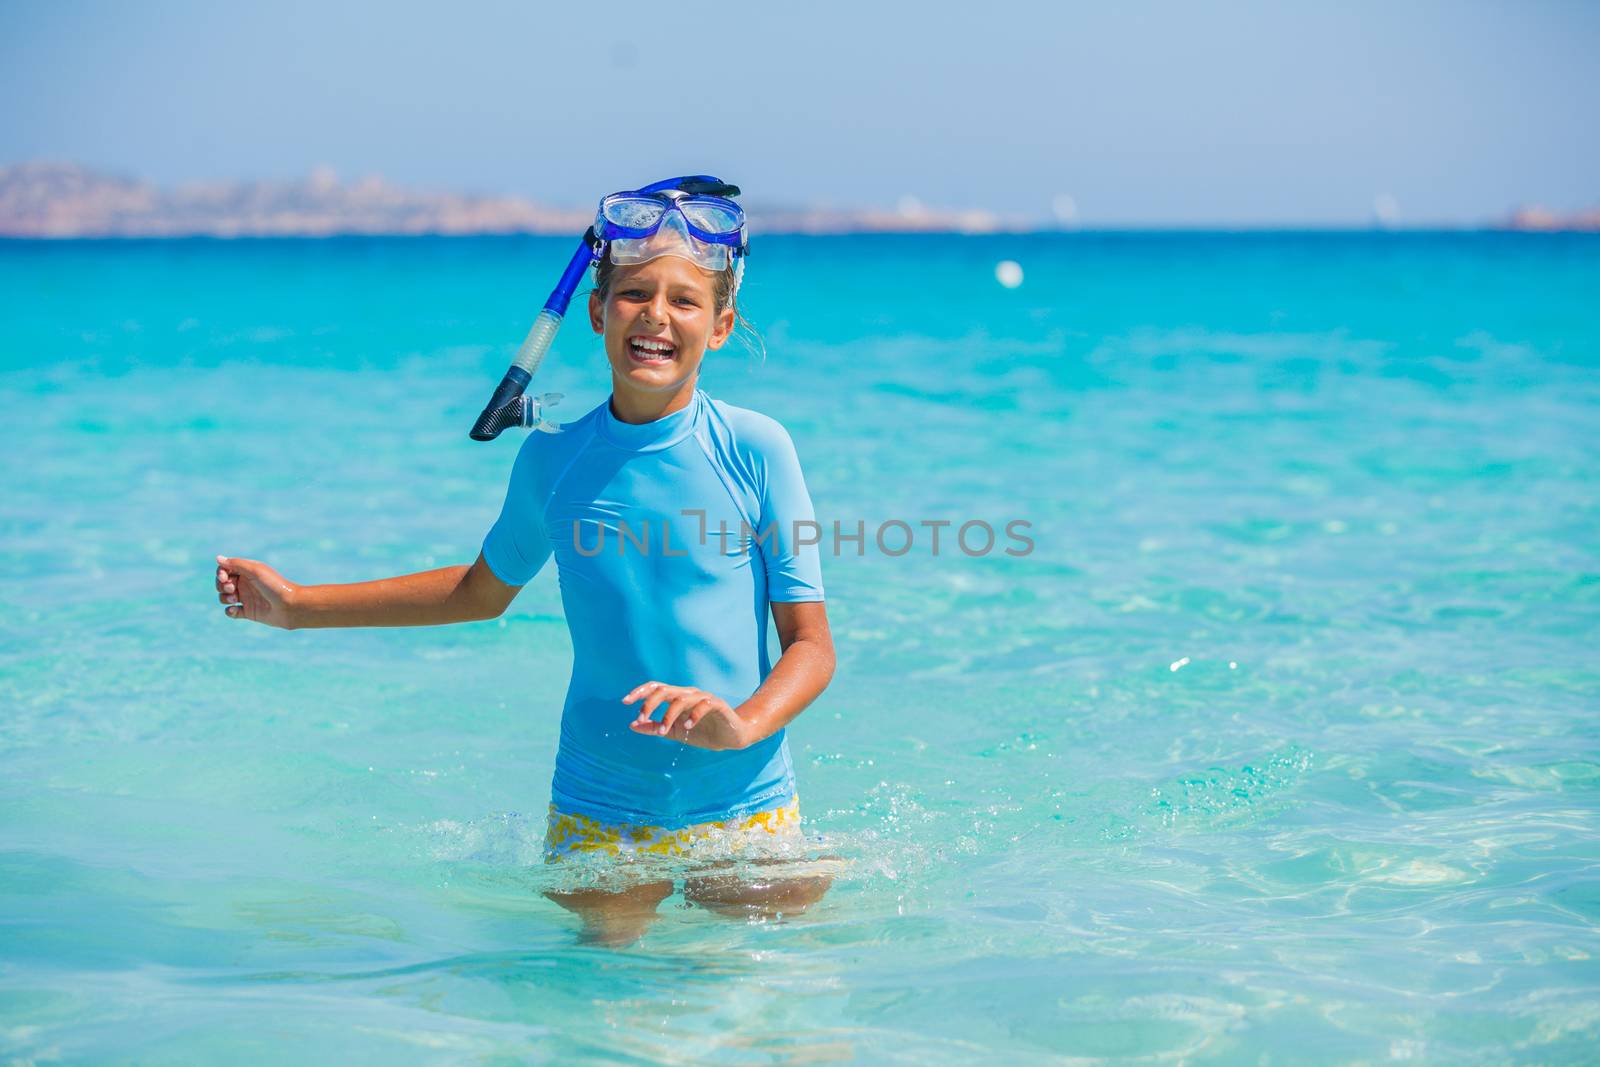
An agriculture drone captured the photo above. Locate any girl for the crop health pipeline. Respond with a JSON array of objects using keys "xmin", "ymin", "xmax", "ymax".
[{"xmin": 214, "ymin": 178, "xmax": 836, "ymax": 945}]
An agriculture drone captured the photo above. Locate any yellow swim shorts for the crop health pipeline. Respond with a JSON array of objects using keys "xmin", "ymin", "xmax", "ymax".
[{"xmin": 543, "ymin": 794, "xmax": 803, "ymax": 862}]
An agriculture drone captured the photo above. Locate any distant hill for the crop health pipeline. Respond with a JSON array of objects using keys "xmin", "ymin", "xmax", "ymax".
[
  {"xmin": 0, "ymin": 162, "xmax": 590, "ymax": 237},
  {"xmin": 6, "ymin": 162, "xmax": 1591, "ymax": 236},
  {"xmin": 1504, "ymin": 204, "xmax": 1600, "ymax": 232},
  {"xmin": 0, "ymin": 163, "xmax": 1012, "ymax": 238}
]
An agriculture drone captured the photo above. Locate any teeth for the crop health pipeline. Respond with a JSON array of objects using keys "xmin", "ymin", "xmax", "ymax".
[{"xmin": 633, "ymin": 339, "xmax": 673, "ymax": 353}]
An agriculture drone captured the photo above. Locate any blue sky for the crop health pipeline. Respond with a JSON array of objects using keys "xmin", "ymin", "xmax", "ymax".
[{"xmin": 2, "ymin": 0, "xmax": 1595, "ymax": 224}]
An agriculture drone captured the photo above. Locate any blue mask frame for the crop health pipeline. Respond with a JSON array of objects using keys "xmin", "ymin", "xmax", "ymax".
[{"xmin": 596, "ymin": 177, "xmax": 748, "ymax": 258}]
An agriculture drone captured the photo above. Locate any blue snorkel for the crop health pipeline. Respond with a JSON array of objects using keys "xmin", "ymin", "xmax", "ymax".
[
  {"xmin": 468, "ymin": 230, "xmax": 596, "ymax": 440},
  {"xmin": 469, "ymin": 175, "xmax": 746, "ymax": 441}
]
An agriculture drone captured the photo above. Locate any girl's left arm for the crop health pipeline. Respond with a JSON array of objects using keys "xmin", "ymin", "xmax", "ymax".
[
  {"xmin": 735, "ymin": 600, "xmax": 836, "ymax": 744},
  {"xmin": 623, "ymin": 601, "xmax": 835, "ymax": 749}
]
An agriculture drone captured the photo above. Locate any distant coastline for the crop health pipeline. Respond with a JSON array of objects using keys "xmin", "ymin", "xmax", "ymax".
[
  {"xmin": 0, "ymin": 162, "xmax": 1014, "ymax": 239},
  {"xmin": 1, "ymin": 162, "xmax": 1595, "ymax": 237}
]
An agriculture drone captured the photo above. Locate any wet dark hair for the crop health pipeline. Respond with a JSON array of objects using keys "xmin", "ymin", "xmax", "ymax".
[{"xmin": 592, "ymin": 252, "xmax": 765, "ymax": 364}]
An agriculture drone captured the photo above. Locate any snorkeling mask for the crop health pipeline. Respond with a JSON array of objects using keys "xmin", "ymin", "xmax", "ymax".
[
  {"xmin": 597, "ymin": 184, "xmax": 747, "ymax": 282},
  {"xmin": 468, "ymin": 175, "xmax": 748, "ymax": 442}
]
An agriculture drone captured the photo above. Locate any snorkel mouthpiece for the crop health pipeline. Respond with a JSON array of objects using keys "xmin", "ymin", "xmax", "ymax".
[{"xmin": 469, "ymin": 369, "xmax": 564, "ymax": 439}]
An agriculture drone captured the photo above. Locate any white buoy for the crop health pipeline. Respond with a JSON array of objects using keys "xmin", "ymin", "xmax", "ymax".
[{"xmin": 995, "ymin": 260, "xmax": 1023, "ymax": 288}]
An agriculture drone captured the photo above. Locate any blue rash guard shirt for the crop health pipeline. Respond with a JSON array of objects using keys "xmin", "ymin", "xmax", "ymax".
[{"xmin": 481, "ymin": 387, "xmax": 826, "ymax": 830}]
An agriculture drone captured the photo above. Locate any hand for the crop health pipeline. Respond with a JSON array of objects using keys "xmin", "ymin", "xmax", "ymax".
[
  {"xmin": 622, "ymin": 682, "xmax": 754, "ymax": 752},
  {"xmin": 215, "ymin": 555, "xmax": 299, "ymax": 629}
]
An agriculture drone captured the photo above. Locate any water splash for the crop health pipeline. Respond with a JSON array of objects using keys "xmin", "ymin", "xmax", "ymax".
[{"xmin": 1132, "ymin": 744, "xmax": 1315, "ymax": 835}]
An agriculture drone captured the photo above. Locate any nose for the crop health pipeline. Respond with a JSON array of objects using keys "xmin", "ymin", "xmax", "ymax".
[{"xmin": 641, "ymin": 289, "xmax": 672, "ymax": 327}]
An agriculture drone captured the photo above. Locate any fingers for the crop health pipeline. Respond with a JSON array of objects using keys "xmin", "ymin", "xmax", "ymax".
[
  {"xmin": 621, "ymin": 683, "xmax": 734, "ymax": 745},
  {"xmin": 632, "ymin": 684, "xmax": 681, "ymax": 723},
  {"xmin": 217, "ymin": 555, "xmax": 270, "ymax": 585},
  {"xmin": 217, "ymin": 562, "xmax": 240, "ymax": 616},
  {"xmin": 622, "ymin": 682, "xmax": 721, "ymax": 740},
  {"xmin": 655, "ymin": 694, "xmax": 690, "ymax": 735},
  {"xmin": 677, "ymin": 698, "xmax": 712, "ymax": 734},
  {"xmin": 658, "ymin": 695, "xmax": 711, "ymax": 737},
  {"xmin": 215, "ymin": 555, "xmax": 250, "ymax": 620},
  {"xmin": 621, "ymin": 680, "xmax": 664, "ymax": 706},
  {"xmin": 216, "ymin": 556, "xmax": 238, "ymax": 605}
]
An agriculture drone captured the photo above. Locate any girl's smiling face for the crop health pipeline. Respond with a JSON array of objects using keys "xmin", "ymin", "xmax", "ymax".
[{"xmin": 589, "ymin": 255, "xmax": 736, "ymax": 407}]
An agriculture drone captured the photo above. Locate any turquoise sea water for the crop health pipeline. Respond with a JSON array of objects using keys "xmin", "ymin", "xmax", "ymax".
[{"xmin": 2, "ymin": 233, "xmax": 1597, "ymax": 1063}]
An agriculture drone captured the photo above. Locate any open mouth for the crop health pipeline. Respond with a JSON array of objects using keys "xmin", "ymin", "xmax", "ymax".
[{"xmin": 628, "ymin": 337, "xmax": 676, "ymax": 364}]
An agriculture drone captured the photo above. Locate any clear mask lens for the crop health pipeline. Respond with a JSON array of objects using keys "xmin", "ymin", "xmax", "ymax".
[
  {"xmin": 678, "ymin": 201, "xmax": 742, "ymax": 234},
  {"xmin": 608, "ymin": 209, "xmax": 733, "ymax": 272},
  {"xmin": 601, "ymin": 197, "xmax": 668, "ymax": 230}
]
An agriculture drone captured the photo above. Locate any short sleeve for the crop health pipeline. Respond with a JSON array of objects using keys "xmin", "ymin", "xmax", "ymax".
[
  {"xmin": 755, "ymin": 425, "xmax": 825, "ymax": 602},
  {"xmin": 481, "ymin": 435, "xmax": 552, "ymax": 586}
]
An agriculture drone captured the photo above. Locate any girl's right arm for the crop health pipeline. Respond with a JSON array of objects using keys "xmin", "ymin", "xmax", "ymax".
[{"xmin": 214, "ymin": 552, "xmax": 520, "ymax": 630}]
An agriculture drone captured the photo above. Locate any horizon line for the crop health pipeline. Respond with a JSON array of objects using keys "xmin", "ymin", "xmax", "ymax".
[
  {"xmin": 2, "ymin": 223, "xmax": 1595, "ymax": 241},
  {"xmin": 3, "ymin": 161, "xmax": 1596, "ymax": 237}
]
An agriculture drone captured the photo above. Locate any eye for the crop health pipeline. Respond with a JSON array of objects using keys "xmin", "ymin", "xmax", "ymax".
[
  {"xmin": 674, "ymin": 296, "xmax": 700, "ymax": 307},
  {"xmin": 619, "ymin": 288, "xmax": 648, "ymax": 299}
]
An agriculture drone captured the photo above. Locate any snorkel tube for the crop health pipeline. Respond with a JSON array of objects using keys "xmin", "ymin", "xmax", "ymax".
[{"xmin": 468, "ymin": 228, "xmax": 599, "ymax": 441}]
